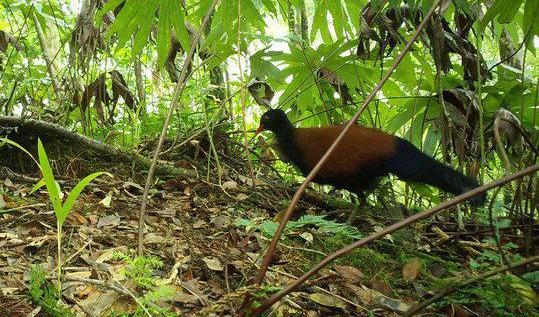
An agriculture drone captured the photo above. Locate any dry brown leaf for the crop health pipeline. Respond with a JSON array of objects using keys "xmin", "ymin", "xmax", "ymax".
[
  {"xmin": 346, "ymin": 283, "xmax": 373, "ymax": 305},
  {"xmin": 193, "ymin": 219, "xmax": 206, "ymax": 229},
  {"xmin": 402, "ymin": 258, "xmax": 422, "ymax": 282},
  {"xmin": 144, "ymin": 232, "xmax": 168, "ymax": 244},
  {"xmin": 172, "ymin": 292, "xmax": 199, "ymax": 304},
  {"xmin": 371, "ymin": 279, "xmax": 392, "ymax": 296},
  {"xmin": 95, "ymin": 246, "xmax": 128, "ymax": 263},
  {"xmin": 203, "ymin": 257, "xmax": 224, "ymax": 271},
  {"xmin": 222, "ymin": 180, "xmax": 239, "ymax": 191},
  {"xmin": 96, "ymin": 214, "xmax": 120, "ymax": 228},
  {"xmin": 68, "ymin": 212, "xmax": 88, "ymax": 225},
  {"xmin": 334, "ymin": 265, "xmax": 364, "ymax": 284},
  {"xmin": 235, "ymin": 193, "xmax": 248, "ymax": 201}
]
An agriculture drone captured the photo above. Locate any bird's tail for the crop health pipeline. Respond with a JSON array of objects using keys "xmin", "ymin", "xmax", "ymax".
[{"xmin": 387, "ymin": 138, "xmax": 486, "ymax": 206}]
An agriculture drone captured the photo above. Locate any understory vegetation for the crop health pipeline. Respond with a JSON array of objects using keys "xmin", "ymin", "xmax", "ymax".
[{"xmin": 0, "ymin": 0, "xmax": 537, "ymax": 316}]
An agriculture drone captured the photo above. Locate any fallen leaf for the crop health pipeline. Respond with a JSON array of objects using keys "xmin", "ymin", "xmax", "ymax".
[
  {"xmin": 96, "ymin": 214, "xmax": 120, "ymax": 228},
  {"xmin": 65, "ymin": 271, "xmax": 92, "ymax": 279},
  {"xmin": 172, "ymin": 292, "xmax": 199, "ymax": 304},
  {"xmin": 300, "ymin": 232, "xmax": 313, "ymax": 244},
  {"xmin": 334, "ymin": 265, "xmax": 364, "ymax": 284},
  {"xmin": 144, "ymin": 233, "xmax": 167, "ymax": 244},
  {"xmin": 211, "ymin": 215, "xmax": 230, "ymax": 228},
  {"xmin": 95, "ymin": 246, "xmax": 128, "ymax": 263},
  {"xmin": 346, "ymin": 284, "xmax": 373, "ymax": 304},
  {"xmin": 308, "ymin": 293, "xmax": 347, "ymax": 309},
  {"xmin": 203, "ymin": 257, "xmax": 224, "ymax": 271},
  {"xmin": 402, "ymin": 258, "xmax": 422, "ymax": 282},
  {"xmin": 222, "ymin": 180, "xmax": 239, "ymax": 191},
  {"xmin": 373, "ymin": 292, "xmax": 411, "ymax": 313},
  {"xmin": 371, "ymin": 279, "xmax": 392, "ymax": 295},
  {"xmin": 235, "ymin": 193, "xmax": 248, "ymax": 201},
  {"xmin": 99, "ymin": 192, "xmax": 113, "ymax": 208},
  {"xmin": 193, "ymin": 219, "xmax": 206, "ymax": 229}
]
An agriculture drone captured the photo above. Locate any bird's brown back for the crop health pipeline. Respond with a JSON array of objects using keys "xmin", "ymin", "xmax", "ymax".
[{"xmin": 293, "ymin": 126, "xmax": 397, "ymax": 178}]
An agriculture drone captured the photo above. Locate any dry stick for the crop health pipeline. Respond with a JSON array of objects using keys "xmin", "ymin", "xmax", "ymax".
[
  {"xmin": 252, "ymin": 165, "xmax": 539, "ymax": 315},
  {"xmin": 242, "ymin": 0, "xmax": 443, "ymax": 309},
  {"xmin": 404, "ymin": 255, "xmax": 539, "ymax": 316},
  {"xmin": 137, "ymin": 0, "xmax": 220, "ymax": 255}
]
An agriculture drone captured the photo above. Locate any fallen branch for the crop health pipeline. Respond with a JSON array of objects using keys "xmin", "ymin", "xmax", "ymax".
[
  {"xmin": 240, "ymin": 0, "xmax": 442, "ymax": 312},
  {"xmin": 251, "ymin": 164, "xmax": 538, "ymax": 315},
  {"xmin": 404, "ymin": 255, "xmax": 539, "ymax": 316},
  {"xmin": 0, "ymin": 116, "xmax": 195, "ymax": 179}
]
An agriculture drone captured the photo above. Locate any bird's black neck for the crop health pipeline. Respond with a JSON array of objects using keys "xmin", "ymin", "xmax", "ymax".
[{"xmin": 272, "ymin": 124, "xmax": 309, "ymax": 173}]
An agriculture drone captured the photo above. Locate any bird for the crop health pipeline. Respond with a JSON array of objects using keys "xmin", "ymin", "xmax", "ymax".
[{"xmin": 254, "ymin": 109, "xmax": 486, "ymax": 207}]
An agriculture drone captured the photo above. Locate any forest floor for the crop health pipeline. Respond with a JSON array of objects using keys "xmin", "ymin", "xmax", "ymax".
[{"xmin": 0, "ymin": 135, "xmax": 537, "ymax": 317}]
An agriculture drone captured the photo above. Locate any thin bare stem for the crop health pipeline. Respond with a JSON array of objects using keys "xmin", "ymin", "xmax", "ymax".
[{"xmin": 137, "ymin": 0, "xmax": 220, "ymax": 255}]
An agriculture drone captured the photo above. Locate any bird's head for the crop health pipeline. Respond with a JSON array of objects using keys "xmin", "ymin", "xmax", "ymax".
[{"xmin": 254, "ymin": 109, "xmax": 292, "ymax": 136}]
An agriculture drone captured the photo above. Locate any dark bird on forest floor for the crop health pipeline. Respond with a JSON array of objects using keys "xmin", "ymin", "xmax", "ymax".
[{"xmin": 254, "ymin": 109, "xmax": 486, "ymax": 207}]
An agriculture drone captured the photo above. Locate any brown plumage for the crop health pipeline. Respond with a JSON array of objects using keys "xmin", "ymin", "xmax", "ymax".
[{"xmin": 255, "ymin": 109, "xmax": 486, "ymax": 206}]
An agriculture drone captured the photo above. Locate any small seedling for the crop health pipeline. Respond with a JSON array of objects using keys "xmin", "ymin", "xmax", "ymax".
[
  {"xmin": 2, "ymin": 137, "xmax": 111, "ymax": 297},
  {"xmin": 36, "ymin": 139, "xmax": 111, "ymax": 296}
]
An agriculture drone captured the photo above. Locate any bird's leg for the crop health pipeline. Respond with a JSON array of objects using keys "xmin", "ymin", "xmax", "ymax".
[{"xmin": 346, "ymin": 192, "xmax": 367, "ymax": 225}]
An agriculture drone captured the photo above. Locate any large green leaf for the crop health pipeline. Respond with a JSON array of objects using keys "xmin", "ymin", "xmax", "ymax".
[
  {"xmin": 480, "ymin": 0, "xmax": 524, "ymax": 31},
  {"xmin": 386, "ymin": 99, "xmax": 427, "ymax": 133},
  {"xmin": 156, "ymin": 0, "xmax": 172, "ymax": 68},
  {"xmin": 522, "ymin": 0, "xmax": 539, "ymax": 51},
  {"xmin": 95, "ymin": 0, "xmax": 125, "ymax": 21},
  {"xmin": 132, "ymin": 0, "xmax": 158, "ymax": 56},
  {"xmin": 170, "ymin": 0, "xmax": 190, "ymax": 52}
]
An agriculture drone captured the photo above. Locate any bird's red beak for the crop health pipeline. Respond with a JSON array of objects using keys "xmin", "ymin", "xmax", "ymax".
[{"xmin": 254, "ymin": 124, "xmax": 265, "ymax": 136}]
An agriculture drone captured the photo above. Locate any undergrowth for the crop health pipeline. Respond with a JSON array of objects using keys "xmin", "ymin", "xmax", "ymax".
[
  {"xmin": 113, "ymin": 253, "xmax": 176, "ymax": 317},
  {"xmin": 28, "ymin": 265, "xmax": 74, "ymax": 317}
]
